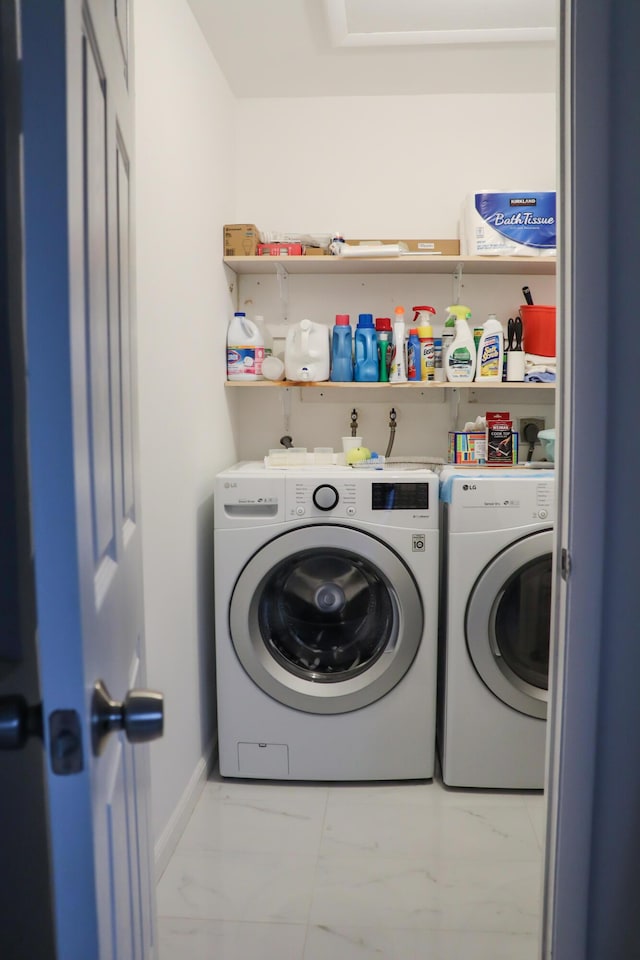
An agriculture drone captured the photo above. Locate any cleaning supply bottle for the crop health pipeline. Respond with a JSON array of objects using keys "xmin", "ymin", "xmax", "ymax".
[
  {"xmin": 414, "ymin": 305, "xmax": 436, "ymax": 381},
  {"xmin": 407, "ymin": 327, "xmax": 422, "ymax": 381},
  {"xmin": 227, "ymin": 311, "xmax": 264, "ymax": 380},
  {"xmin": 330, "ymin": 314, "xmax": 353, "ymax": 382},
  {"xmin": 444, "ymin": 312, "xmax": 476, "ymax": 382},
  {"xmin": 254, "ymin": 314, "xmax": 273, "ymax": 359},
  {"xmin": 375, "ymin": 317, "xmax": 392, "ymax": 383},
  {"xmin": 389, "ymin": 305, "xmax": 407, "ymax": 382},
  {"xmin": 443, "ymin": 305, "xmax": 472, "ymax": 359},
  {"xmin": 354, "ymin": 313, "xmax": 379, "ymax": 382},
  {"xmin": 475, "ymin": 313, "xmax": 504, "ymax": 382}
]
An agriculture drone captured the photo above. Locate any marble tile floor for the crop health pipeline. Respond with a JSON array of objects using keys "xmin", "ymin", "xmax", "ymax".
[{"xmin": 157, "ymin": 765, "xmax": 546, "ymax": 960}]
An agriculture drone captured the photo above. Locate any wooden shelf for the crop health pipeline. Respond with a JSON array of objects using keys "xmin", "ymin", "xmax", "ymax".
[
  {"xmin": 224, "ymin": 255, "xmax": 556, "ymax": 277},
  {"xmin": 225, "ymin": 380, "xmax": 555, "ymax": 390}
]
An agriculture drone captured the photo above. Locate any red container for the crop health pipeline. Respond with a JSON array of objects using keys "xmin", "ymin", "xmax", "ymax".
[{"xmin": 519, "ymin": 304, "xmax": 556, "ymax": 357}]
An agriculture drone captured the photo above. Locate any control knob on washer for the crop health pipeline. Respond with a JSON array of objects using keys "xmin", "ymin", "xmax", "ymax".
[{"xmin": 312, "ymin": 484, "xmax": 339, "ymax": 511}]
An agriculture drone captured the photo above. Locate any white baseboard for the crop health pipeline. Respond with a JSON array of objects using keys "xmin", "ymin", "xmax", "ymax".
[{"xmin": 154, "ymin": 735, "xmax": 218, "ymax": 882}]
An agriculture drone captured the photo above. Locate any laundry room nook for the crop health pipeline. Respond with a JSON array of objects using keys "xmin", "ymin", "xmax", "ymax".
[{"xmin": 132, "ymin": 2, "xmax": 558, "ymax": 958}]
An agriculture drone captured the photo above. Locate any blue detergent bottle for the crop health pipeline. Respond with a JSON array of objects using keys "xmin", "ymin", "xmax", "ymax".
[
  {"xmin": 330, "ymin": 314, "xmax": 353, "ymax": 381},
  {"xmin": 354, "ymin": 314, "xmax": 379, "ymax": 382}
]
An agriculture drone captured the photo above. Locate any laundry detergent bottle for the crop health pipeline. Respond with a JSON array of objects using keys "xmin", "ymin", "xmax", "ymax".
[
  {"xmin": 445, "ymin": 311, "xmax": 476, "ymax": 382},
  {"xmin": 330, "ymin": 314, "xmax": 353, "ymax": 382},
  {"xmin": 475, "ymin": 313, "xmax": 504, "ymax": 382},
  {"xmin": 389, "ymin": 305, "xmax": 408, "ymax": 382},
  {"xmin": 354, "ymin": 313, "xmax": 379, "ymax": 382},
  {"xmin": 227, "ymin": 311, "xmax": 264, "ymax": 380},
  {"xmin": 284, "ymin": 318, "xmax": 331, "ymax": 381}
]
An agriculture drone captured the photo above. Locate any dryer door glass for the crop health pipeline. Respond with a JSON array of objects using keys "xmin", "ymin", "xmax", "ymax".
[
  {"xmin": 465, "ymin": 528, "xmax": 552, "ymax": 720},
  {"xmin": 493, "ymin": 555, "xmax": 551, "ymax": 690},
  {"xmin": 258, "ymin": 548, "xmax": 395, "ymax": 681}
]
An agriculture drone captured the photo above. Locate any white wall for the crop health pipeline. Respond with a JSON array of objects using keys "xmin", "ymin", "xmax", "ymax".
[
  {"xmin": 134, "ymin": 0, "xmax": 237, "ymax": 851},
  {"xmin": 232, "ymin": 94, "xmax": 557, "ymax": 462},
  {"xmin": 133, "ymin": 16, "xmax": 558, "ymax": 853}
]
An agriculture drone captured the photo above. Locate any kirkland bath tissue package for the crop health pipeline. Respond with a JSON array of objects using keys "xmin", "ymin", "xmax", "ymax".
[{"xmin": 461, "ymin": 191, "xmax": 556, "ymax": 257}]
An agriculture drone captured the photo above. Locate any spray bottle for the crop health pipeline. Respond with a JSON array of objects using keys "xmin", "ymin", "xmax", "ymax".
[
  {"xmin": 443, "ymin": 305, "xmax": 472, "ymax": 359},
  {"xmin": 444, "ymin": 310, "xmax": 476, "ymax": 382}
]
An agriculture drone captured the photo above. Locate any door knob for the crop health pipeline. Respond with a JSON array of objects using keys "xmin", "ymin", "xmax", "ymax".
[
  {"xmin": 91, "ymin": 679, "xmax": 164, "ymax": 756},
  {"xmin": 0, "ymin": 695, "xmax": 43, "ymax": 750}
]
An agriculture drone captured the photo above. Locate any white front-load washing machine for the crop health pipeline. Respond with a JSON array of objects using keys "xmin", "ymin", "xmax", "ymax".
[
  {"xmin": 438, "ymin": 467, "xmax": 555, "ymax": 789},
  {"xmin": 214, "ymin": 462, "xmax": 439, "ymax": 781}
]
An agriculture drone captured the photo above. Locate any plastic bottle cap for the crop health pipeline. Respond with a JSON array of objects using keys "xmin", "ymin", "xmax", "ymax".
[
  {"xmin": 335, "ymin": 315, "xmax": 350, "ymax": 325},
  {"xmin": 409, "ymin": 327, "xmax": 419, "ymax": 336},
  {"xmin": 357, "ymin": 314, "xmax": 374, "ymax": 327},
  {"xmin": 394, "ymin": 306, "xmax": 405, "ymax": 316},
  {"xmin": 375, "ymin": 318, "xmax": 392, "ymax": 331}
]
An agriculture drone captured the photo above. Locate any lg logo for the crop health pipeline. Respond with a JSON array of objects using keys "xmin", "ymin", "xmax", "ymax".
[
  {"xmin": 462, "ymin": 483, "xmax": 477, "ymax": 491},
  {"xmin": 224, "ymin": 481, "xmax": 238, "ymax": 489}
]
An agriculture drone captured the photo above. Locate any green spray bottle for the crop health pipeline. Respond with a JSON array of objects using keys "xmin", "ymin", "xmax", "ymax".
[{"xmin": 443, "ymin": 305, "xmax": 472, "ymax": 360}]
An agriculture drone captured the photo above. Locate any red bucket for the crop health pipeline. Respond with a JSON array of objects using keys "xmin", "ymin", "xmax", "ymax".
[{"xmin": 519, "ymin": 304, "xmax": 556, "ymax": 357}]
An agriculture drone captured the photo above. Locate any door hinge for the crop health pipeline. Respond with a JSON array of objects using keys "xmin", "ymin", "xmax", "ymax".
[
  {"xmin": 561, "ymin": 547, "xmax": 572, "ymax": 581},
  {"xmin": 49, "ymin": 710, "xmax": 84, "ymax": 775}
]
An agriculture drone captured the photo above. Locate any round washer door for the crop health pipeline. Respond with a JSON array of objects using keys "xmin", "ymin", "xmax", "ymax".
[
  {"xmin": 465, "ymin": 529, "xmax": 552, "ymax": 719},
  {"xmin": 229, "ymin": 524, "xmax": 423, "ymax": 714}
]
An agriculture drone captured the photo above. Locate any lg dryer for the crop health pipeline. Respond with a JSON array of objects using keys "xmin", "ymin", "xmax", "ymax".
[{"xmin": 438, "ymin": 468, "xmax": 555, "ymax": 789}]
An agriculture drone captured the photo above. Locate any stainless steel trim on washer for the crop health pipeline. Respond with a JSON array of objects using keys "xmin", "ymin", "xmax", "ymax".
[
  {"xmin": 229, "ymin": 525, "xmax": 424, "ymax": 715},
  {"xmin": 465, "ymin": 529, "xmax": 552, "ymax": 720}
]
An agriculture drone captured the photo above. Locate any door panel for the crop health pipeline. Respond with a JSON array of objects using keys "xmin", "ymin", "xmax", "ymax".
[
  {"xmin": 20, "ymin": 1, "xmax": 159, "ymax": 957},
  {"xmin": 84, "ymin": 27, "xmax": 116, "ymax": 571}
]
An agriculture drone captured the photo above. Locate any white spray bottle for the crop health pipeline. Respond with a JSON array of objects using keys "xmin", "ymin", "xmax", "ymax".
[{"xmin": 444, "ymin": 311, "xmax": 476, "ymax": 382}]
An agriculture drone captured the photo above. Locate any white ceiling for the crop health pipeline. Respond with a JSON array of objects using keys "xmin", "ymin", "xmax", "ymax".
[{"xmin": 186, "ymin": 0, "xmax": 557, "ymax": 98}]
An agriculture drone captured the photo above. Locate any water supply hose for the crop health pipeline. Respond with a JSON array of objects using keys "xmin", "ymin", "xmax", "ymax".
[{"xmin": 385, "ymin": 408, "xmax": 397, "ymax": 458}]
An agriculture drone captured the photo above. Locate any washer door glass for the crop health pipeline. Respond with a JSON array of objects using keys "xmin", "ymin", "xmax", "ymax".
[
  {"xmin": 259, "ymin": 549, "xmax": 394, "ymax": 681},
  {"xmin": 466, "ymin": 529, "xmax": 552, "ymax": 719},
  {"xmin": 229, "ymin": 525, "xmax": 424, "ymax": 715}
]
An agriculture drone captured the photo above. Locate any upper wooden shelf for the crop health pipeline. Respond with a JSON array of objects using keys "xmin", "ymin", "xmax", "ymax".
[{"xmin": 223, "ymin": 255, "xmax": 557, "ymax": 277}]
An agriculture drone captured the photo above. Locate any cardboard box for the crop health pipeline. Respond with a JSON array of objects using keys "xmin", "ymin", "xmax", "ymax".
[
  {"xmin": 347, "ymin": 238, "xmax": 461, "ymax": 256},
  {"xmin": 303, "ymin": 246, "xmax": 328, "ymax": 256},
  {"xmin": 448, "ymin": 430, "xmax": 519, "ymax": 465},
  {"xmin": 224, "ymin": 224, "xmax": 260, "ymax": 257},
  {"xmin": 257, "ymin": 242, "xmax": 304, "ymax": 257},
  {"xmin": 448, "ymin": 432, "xmax": 487, "ymax": 465}
]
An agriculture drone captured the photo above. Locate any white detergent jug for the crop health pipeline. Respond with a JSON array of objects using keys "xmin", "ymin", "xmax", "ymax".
[
  {"xmin": 284, "ymin": 318, "xmax": 330, "ymax": 382},
  {"xmin": 227, "ymin": 312, "xmax": 264, "ymax": 381}
]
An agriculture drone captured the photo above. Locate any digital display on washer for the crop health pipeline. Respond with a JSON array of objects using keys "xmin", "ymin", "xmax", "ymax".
[{"xmin": 371, "ymin": 483, "xmax": 429, "ymax": 511}]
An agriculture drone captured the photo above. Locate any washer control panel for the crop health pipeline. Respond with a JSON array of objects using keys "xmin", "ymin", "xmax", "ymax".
[
  {"xmin": 285, "ymin": 472, "xmax": 438, "ymax": 529},
  {"xmin": 288, "ymin": 478, "xmax": 357, "ymax": 519}
]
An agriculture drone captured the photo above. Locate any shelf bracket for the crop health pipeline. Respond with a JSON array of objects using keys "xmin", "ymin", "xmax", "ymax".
[
  {"xmin": 223, "ymin": 262, "xmax": 238, "ymax": 309},
  {"xmin": 449, "ymin": 386, "xmax": 461, "ymax": 430},
  {"xmin": 275, "ymin": 263, "xmax": 290, "ymax": 324},
  {"xmin": 452, "ymin": 263, "xmax": 464, "ymax": 305}
]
